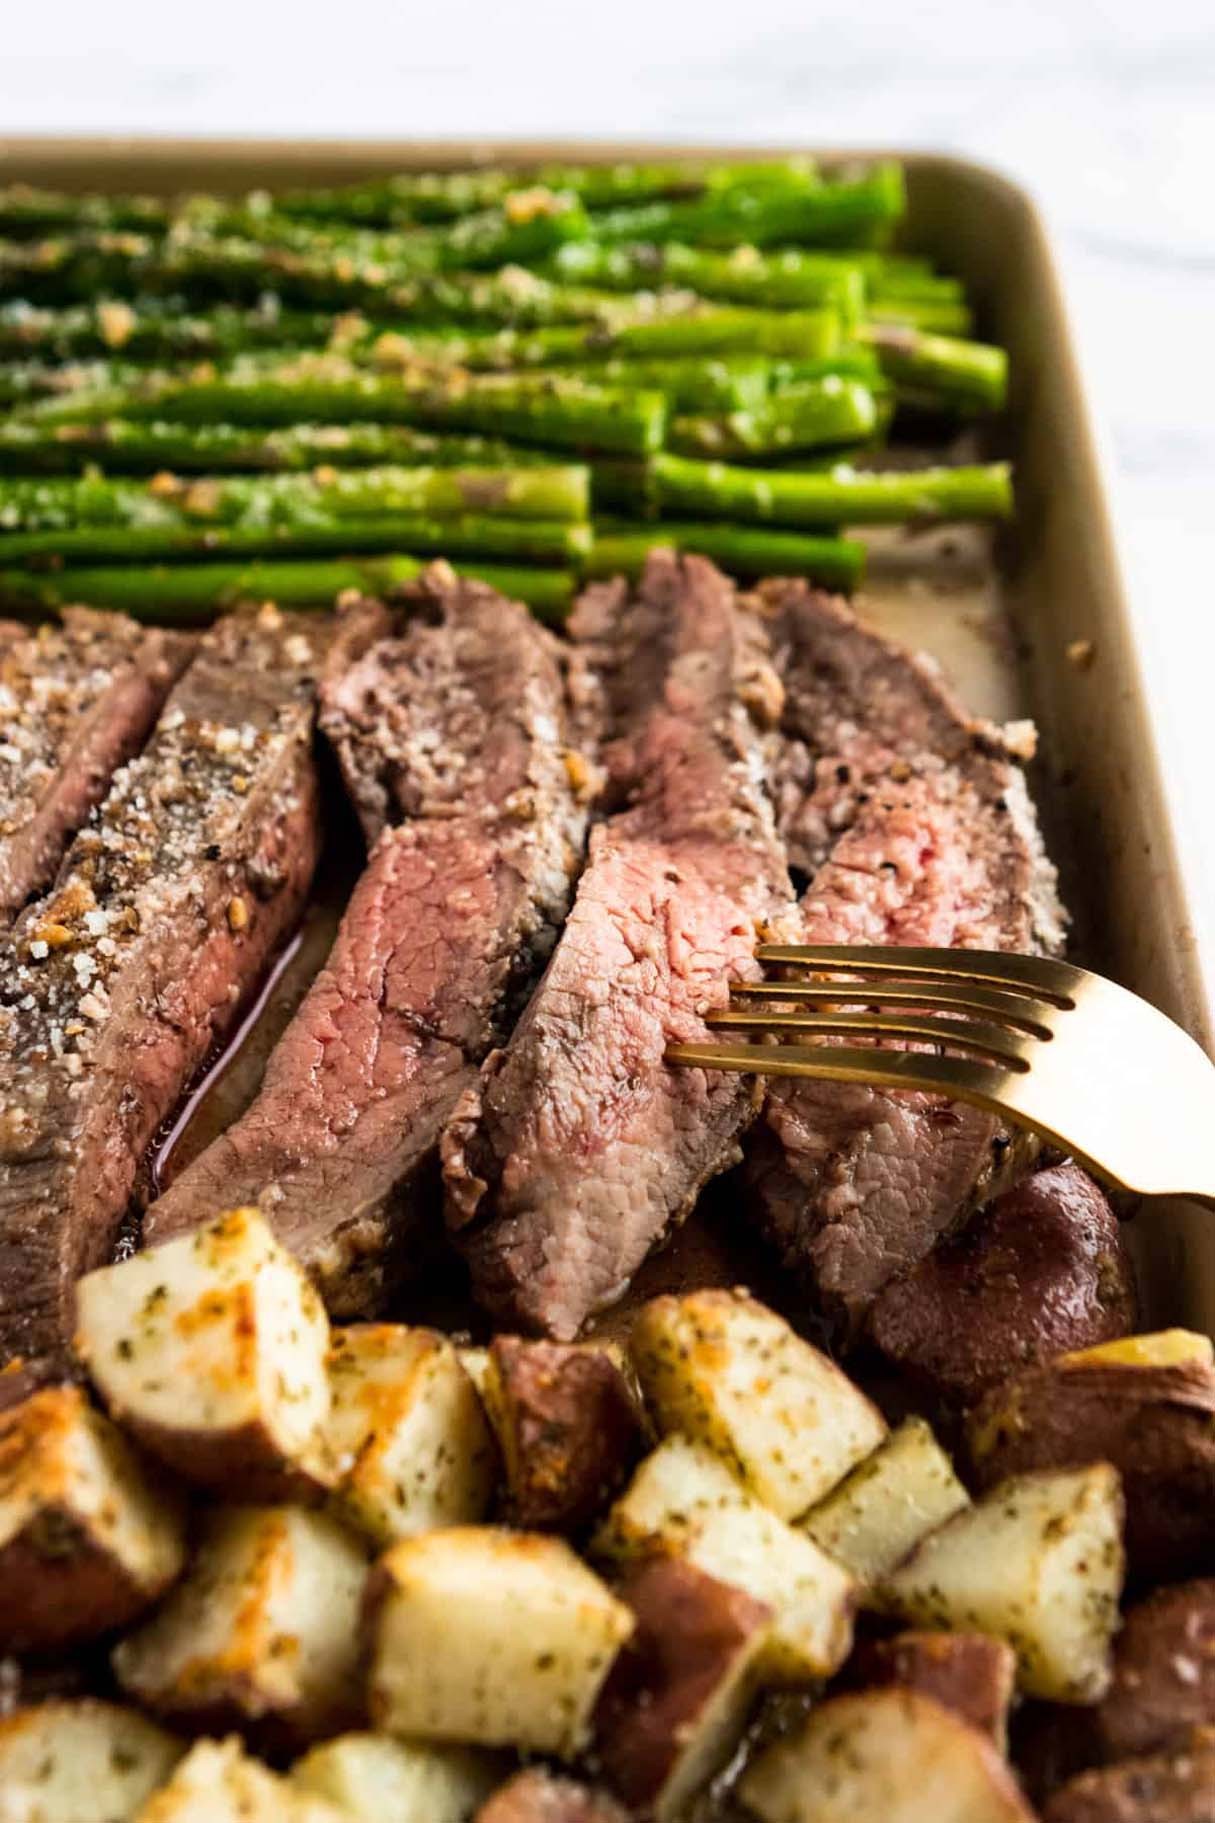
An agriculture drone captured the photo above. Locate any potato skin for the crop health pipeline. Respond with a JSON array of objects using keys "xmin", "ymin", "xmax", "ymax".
[
  {"xmin": 868, "ymin": 1164, "xmax": 1136, "ymax": 1408},
  {"xmin": 847, "ymin": 1631, "xmax": 1017, "ymax": 1748},
  {"xmin": 476, "ymin": 1768, "xmax": 630, "ymax": 1823},
  {"xmin": 1091, "ymin": 1581, "xmax": 1215, "ymax": 1762},
  {"xmin": 486, "ymin": 1339, "xmax": 643, "ymax": 1532},
  {"xmin": 595, "ymin": 1557, "xmax": 771, "ymax": 1813},
  {"xmin": 1043, "ymin": 1739, "xmax": 1215, "ymax": 1823},
  {"xmin": 966, "ymin": 1358, "xmax": 1215, "ymax": 1582}
]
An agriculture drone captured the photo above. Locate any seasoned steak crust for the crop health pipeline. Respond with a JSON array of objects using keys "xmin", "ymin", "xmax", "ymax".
[
  {"xmin": 745, "ymin": 581, "xmax": 1065, "ymax": 1339},
  {"xmin": 145, "ymin": 568, "xmax": 592, "ymax": 1313},
  {"xmin": 443, "ymin": 551, "xmax": 795, "ymax": 1340},
  {"xmin": 0, "ymin": 608, "xmax": 192, "ymax": 925},
  {"xmin": 0, "ymin": 603, "xmax": 368, "ymax": 1371}
]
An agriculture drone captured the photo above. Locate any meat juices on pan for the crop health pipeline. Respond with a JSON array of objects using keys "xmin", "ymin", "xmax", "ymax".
[
  {"xmin": 145, "ymin": 567, "xmax": 593, "ymax": 1314},
  {"xmin": 745, "ymin": 581, "xmax": 1066, "ymax": 1341},
  {"xmin": 0, "ymin": 602, "xmax": 378, "ymax": 1373},
  {"xmin": 443, "ymin": 551, "xmax": 796, "ymax": 1340},
  {"xmin": 0, "ymin": 608, "xmax": 192, "ymax": 926}
]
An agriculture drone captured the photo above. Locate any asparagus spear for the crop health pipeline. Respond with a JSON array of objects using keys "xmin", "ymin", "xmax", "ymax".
[
  {"xmin": 862, "ymin": 322, "xmax": 1008, "ymax": 413},
  {"xmin": 0, "ymin": 512, "xmax": 588, "ymax": 566},
  {"xmin": 370, "ymin": 304, "xmax": 841, "ymax": 371},
  {"xmin": 0, "ymin": 417, "xmax": 556, "ymax": 475},
  {"xmin": 668, "ymin": 376, "xmax": 880, "ymax": 459},
  {"xmin": 546, "ymin": 239, "xmax": 865, "ymax": 318},
  {"xmin": 0, "ymin": 462, "xmax": 589, "ymax": 532},
  {"xmin": 0, "ymin": 297, "xmax": 338, "ymax": 362},
  {"xmin": 0, "ymin": 356, "xmax": 143, "ymax": 409},
  {"xmin": 558, "ymin": 354, "xmax": 774, "ymax": 412},
  {"xmin": 651, "ymin": 453, "xmax": 1014, "ymax": 526},
  {"xmin": 0, "ymin": 183, "xmax": 169, "ymax": 236},
  {"xmin": 30, "ymin": 359, "xmax": 668, "ymax": 457},
  {"xmin": 0, "ymin": 555, "xmax": 575, "ymax": 620},
  {"xmin": 587, "ymin": 162, "xmax": 906, "ymax": 250},
  {"xmin": 585, "ymin": 521, "xmax": 864, "ymax": 589},
  {"xmin": 867, "ymin": 298, "xmax": 975, "ymax": 335},
  {"xmin": 270, "ymin": 157, "xmax": 818, "ymax": 226}
]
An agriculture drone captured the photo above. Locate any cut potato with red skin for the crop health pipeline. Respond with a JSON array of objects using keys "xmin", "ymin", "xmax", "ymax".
[
  {"xmin": 592, "ymin": 1434, "xmax": 857, "ymax": 1682},
  {"xmin": 290, "ymin": 1732, "xmax": 499, "ymax": 1823},
  {"xmin": 595, "ymin": 1556, "xmax": 772, "ymax": 1820},
  {"xmin": 801, "ymin": 1416, "xmax": 969, "ymax": 1591},
  {"xmin": 629, "ymin": 1289, "xmax": 886, "ymax": 1519},
  {"xmin": 0, "ymin": 1384, "xmax": 185, "ymax": 1651},
  {"xmin": 883, "ymin": 1465, "xmax": 1125, "ymax": 1703},
  {"xmin": 868, "ymin": 1163, "xmax": 1137, "ymax": 1409},
  {"xmin": 327, "ymin": 1324, "xmax": 497, "ymax": 1546},
  {"xmin": 75, "ymin": 1206, "xmax": 333, "ymax": 1500},
  {"xmin": 847, "ymin": 1630, "xmax": 1017, "ymax": 1749},
  {"xmin": 1042, "ymin": 1739, "xmax": 1215, "ymax": 1823},
  {"xmin": 0, "ymin": 1700, "xmax": 182, "ymax": 1822},
  {"xmin": 112, "ymin": 1504, "xmax": 368, "ymax": 1745},
  {"xmin": 966, "ymin": 1331, "xmax": 1215, "ymax": 1582},
  {"xmin": 1090, "ymin": 1579, "xmax": 1215, "ymax": 1762},
  {"xmin": 365, "ymin": 1525, "xmax": 634, "ymax": 1758},
  {"xmin": 475, "ymin": 1768, "xmax": 631, "ymax": 1823},
  {"xmin": 738, "ymin": 1688, "xmax": 1036, "ymax": 1823},
  {"xmin": 133, "ymin": 1737, "xmax": 347, "ymax": 1823},
  {"xmin": 483, "ymin": 1337, "xmax": 643, "ymax": 1532}
]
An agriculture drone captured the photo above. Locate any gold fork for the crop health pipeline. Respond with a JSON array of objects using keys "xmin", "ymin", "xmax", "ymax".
[{"xmin": 667, "ymin": 945, "xmax": 1215, "ymax": 1207}]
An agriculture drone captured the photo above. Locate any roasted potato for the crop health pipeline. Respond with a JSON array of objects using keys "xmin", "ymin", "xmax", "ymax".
[
  {"xmin": 629, "ymin": 1289, "xmax": 885, "ymax": 1519},
  {"xmin": 595, "ymin": 1556, "xmax": 772, "ymax": 1819},
  {"xmin": 0, "ymin": 1384, "xmax": 185, "ymax": 1651},
  {"xmin": 365, "ymin": 1525, "xmax": 633, "ymax": 1757},
  {"xmin": 1090, "ymin": 1579, "xmax": 1215, "ymax": 1762},
  {"xmin": 1042, "ymin": 1738, "xmax": 1215, "ymax": 1823},
  {"xmin": 133, "ymin": 1737, "xmax": 346, "ymax": 1823},
  {"xmin": 868, "ymin": 1163, "xmax": 1137, "ymax": 1408},
  {"xmin": 76, "ymin": 1207, "xmax": 333, "ymax": 1500},
  {"xmin": 883, "ymin": 1465, "xmax": 1125, "ymax": 1702},
  {"xmin": 482, "ymin": 1337, "xmax": 643, "ymax": 1532},
  {"xmin": 592, "ymin": 1435, "xmax": 856, "ymax": 1681},
  {"xmin": 327, "ymin": 1324, "xmax": 496, "ymax": 1546},
  {"xmin": 801, "ymin": 1416, "xmax": 969, "ymax": 1589},
  {"xmin": 290, "ymin": 1732, "xmax": 498, "ymax": 1823},
  {"xmin": 113, "ymin": 1505, "xmax": 368, "ymax": 1744},
  {"xmin": 738, "ymin": 1688, "xmax": 1035, "ymax": 1823},
  {"xmin": 0, "ymin": 1700, "xmax": 182, "ymax": 1822},
  {"xmin": 847, "ymin": 1631, "xmax": 1017, "ymax": 1749},
  {"xmin": 967, "ymin": 1329, "xmax": 1215, "ymax": 1581},
  {"xmin": 475, "ymin": 1768, "xmax": 630, "ymax": 1823}
]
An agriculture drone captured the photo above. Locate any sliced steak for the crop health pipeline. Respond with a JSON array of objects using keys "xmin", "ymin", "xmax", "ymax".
[
  {"xmin": 744, "ymin": 581, "xmax": 1064, "ymax": 1339},
  {"xmin": 443, "ymin": 551, "xmax": 794, "ymax": 1339},
  {"xmin": 144, "ymin": 567, "xmax": 592, "ymax": 1313},
  {"xmin": 0, "ymin": 608, "xmax": 191, "ymax": 925},
  {"xmin": 0, "ymin": 602, "xmax": 373, "ymax": 1371}
]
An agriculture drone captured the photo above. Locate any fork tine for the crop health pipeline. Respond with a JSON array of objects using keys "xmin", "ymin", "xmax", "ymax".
[
  {"xmin": 705, "ymin": 1007, "xmax": 1035, "ymax": 1067},
  {"xmin": 730, "ymin": 976, "xmax": 1057, "ymax": 1037},
  {"xmin": 666, "ymin": 1038, "xmax": 1018, "ymax": 1105},
  {"xmin": 755, "ymin": 944, "xmax": 1083, "ymax": 1006}
]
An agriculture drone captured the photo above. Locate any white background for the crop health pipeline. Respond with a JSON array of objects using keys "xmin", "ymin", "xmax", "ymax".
[{"xmin": 3, "ymin": 0, "xmax": 1214, "ymax": 981}]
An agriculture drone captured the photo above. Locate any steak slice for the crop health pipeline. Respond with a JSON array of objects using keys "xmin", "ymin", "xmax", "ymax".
[
  {"xmin": 443, "ymin": 551, "xmax": 794, "ymax": 1340},
  {"xmin": 144, "ymin": 567, "xmax": 592, "ymax": 1313},
  {"xmin": 745, "ymin": 581, "xmax": 1065, "ymax": 1339},
  {"xmin": 0, "ymin": 602, "xmax": 374, "ymax": 1371},
  {"xmin": 0, "ymin": 608, "xmax": 191, "ymax": 925}
]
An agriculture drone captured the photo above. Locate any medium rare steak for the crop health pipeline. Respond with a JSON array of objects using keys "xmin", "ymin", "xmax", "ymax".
[
  {"xmin": 0, "ymin": 609, "xmax": 191, "ymax": 925},
  {"xmin": 443, "ymin": 551, "xmax": 795, "ymax": 1339},
  {"xmin": 0, "ymin": 602, "xmax": 371, "ymax": 1371},
  {"xmin": 745, "ymin": 581, "xmax": 1065, "ymax": 1339},
  {"xmin": 144, "ymin": 566, "xmax": 592, "ymax": 1313}
]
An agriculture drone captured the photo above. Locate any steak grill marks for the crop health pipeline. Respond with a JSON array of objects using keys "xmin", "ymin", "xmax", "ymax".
[
  {"xmin": 0, "ymin": 603, "xmax": 363, "ymax": 1371},
  {"xmin": 442, "ymin": 551, "xmax": 796, "ymax": 1340},
  {"xmin": 0, "ymin": 608, "xmax": 191, "ymax": 925},
  {"xmin": 745, "ymin": 580, "xmax": 1066, "ymax": 1339},
  {"xmin": 144, "ymin": 567, "xmax": 593, "ymax": 1314}
]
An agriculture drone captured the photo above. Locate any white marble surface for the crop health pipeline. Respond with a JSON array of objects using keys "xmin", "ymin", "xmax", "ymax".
[{"xmin": 4, "ymin": 0, "xmax": 1214, "ymax": 991}]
